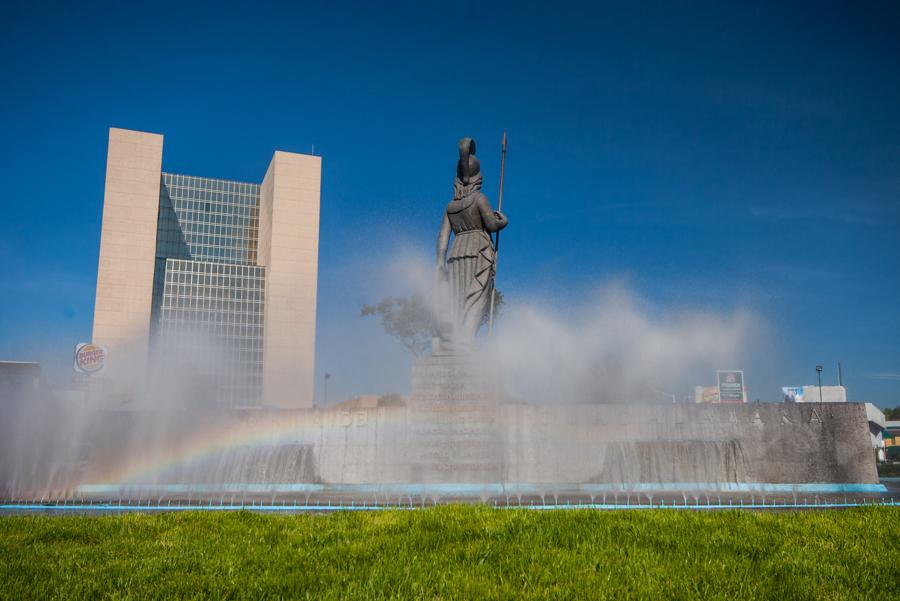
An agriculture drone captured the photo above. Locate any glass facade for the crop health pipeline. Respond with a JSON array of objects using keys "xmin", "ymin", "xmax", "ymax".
[
  {"xmin": 157, "ymin": 173, "xmax": 259, "ymax": 265},
  {"xmin": 151, "ymin": 173, "xmax": 265, "ymax": 407}
]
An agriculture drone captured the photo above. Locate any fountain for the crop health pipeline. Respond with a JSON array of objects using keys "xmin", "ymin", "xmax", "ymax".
[{"xmin": 0, "ymin": 137, "xmax": 886, "ymax": 510}]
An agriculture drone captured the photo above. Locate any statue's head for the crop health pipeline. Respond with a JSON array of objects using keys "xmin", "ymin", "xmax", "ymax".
[{"xmin": 457, "ymin": 137, "xmax": 481, "ymax": 184}]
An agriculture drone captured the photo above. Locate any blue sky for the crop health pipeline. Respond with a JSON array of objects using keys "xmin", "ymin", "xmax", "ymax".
[{"xmin": 1, "ymin": 1, "xmax": 898, "ymax": 406}]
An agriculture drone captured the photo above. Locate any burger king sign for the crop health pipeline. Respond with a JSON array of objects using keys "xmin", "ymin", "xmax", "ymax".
[{"xmin": 74, "ymin": 343, "xmax": 107, "ymax": 374}]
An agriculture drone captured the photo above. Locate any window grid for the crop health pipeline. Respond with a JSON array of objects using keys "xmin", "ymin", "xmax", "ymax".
[
  {"xmin": 158, "ymin": 172, "xmax": 260, "ymax": 265},
  {"xmin": 156, "ymin": 259, "xmax": 266, "ymax": 406},
  {"xmin": 151, "ymin": 172, "xmax": 266, "ymax": 407}
]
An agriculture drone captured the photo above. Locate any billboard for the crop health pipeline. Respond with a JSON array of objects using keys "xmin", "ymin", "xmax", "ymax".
[
  {"xmin": 694, "ymin": 386, "xmax": 720, "ymax": 403},
  {"xmin": 717, "ymin": 370, "xmax": 746, "ymax": 403},
  {"xmin": 782, "ymin": 386, "xmax": 804, "ymax": 403},
  {"xmin": 74, "ymin": 343, "xmax": 106, "ymax": 374}
]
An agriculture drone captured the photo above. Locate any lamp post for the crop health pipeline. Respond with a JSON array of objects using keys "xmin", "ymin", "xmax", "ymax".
[
  {"xmin": 815, "ymin": 365, "xmax": 823, "ymax": 403},
  {"xmin": 324, "ymin": 372, "xmax": 331, "ymax": 405}
]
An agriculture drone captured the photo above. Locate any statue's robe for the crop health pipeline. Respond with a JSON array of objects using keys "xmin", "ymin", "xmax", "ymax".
[{"xmin": 444, "ymin": 177, "xmax": 506, "ymax": 344}]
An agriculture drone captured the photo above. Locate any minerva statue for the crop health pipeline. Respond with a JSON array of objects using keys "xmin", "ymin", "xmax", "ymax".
[{"xmin": 435, "ymin": 138, "xmax": 508, "ymax": 351}]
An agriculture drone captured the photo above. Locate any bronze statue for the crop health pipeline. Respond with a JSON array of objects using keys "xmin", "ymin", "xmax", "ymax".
[{"xmin": 435, "ymin": 138, "xmax": 508, "ymax": 350}]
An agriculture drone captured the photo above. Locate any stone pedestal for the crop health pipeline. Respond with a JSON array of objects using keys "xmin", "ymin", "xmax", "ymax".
[
  {"xmin": 408, "ymin": 354, "xmax": 505, "ymax": 483},
  {"xmin": 411, "ymin": 354, "xmax": 503, "ymax": 402}
]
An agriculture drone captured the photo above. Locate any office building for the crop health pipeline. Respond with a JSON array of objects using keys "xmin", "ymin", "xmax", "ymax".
[{"xmin": 92, "ymin": 128, "xmax": 320, "ymax": 407}]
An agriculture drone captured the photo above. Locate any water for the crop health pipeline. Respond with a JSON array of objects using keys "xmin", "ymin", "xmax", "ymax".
[{"xmin": 0, "ymin": 278, "xmax": 880, "ymax": 506}]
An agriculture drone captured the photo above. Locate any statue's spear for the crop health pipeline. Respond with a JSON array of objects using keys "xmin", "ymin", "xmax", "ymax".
[{"xmin": 488, "ymin": 130, "xmax": 507, "ymax": 335}]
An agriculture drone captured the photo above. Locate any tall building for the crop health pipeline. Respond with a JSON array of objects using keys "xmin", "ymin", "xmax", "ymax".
[{"xmin": 92, "ymin": 128, "xmax": 320, "ymax": 408}]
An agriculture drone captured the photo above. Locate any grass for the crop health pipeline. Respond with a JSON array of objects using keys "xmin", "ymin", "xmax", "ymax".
[{"xmin": 1, "ymin": 507, "xmax": 898, "ymax": 600}]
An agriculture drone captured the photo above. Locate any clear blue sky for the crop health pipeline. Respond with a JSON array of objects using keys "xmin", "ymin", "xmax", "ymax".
[{"xmin": 1, "ymin": 1, "xmax": 898, "ymax": 406}]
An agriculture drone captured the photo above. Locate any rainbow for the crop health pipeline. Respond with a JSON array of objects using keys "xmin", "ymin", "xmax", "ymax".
[{"xmin": 92, "ymin": 408, "xmax": 407, "ymax": 487}]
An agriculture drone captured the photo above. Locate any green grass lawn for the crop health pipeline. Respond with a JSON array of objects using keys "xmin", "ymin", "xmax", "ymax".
[{"xmin": 1, "ymin": 507, "xmax": 898, "ymax": 600}]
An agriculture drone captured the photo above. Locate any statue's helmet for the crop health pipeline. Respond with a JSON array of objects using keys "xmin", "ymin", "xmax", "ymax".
[{"xmin": 457, "ymin": 137, "xmax": 481, "ymax": 184}]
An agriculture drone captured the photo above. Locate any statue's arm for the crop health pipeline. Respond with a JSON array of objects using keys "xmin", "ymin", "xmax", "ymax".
[
  {"xmin": 477, "ymin": 195, "xmax": 508, "ymax": 233},
  {"xmin": 436, "ymin": 213, "xmax": 451, "ymax": 269}
]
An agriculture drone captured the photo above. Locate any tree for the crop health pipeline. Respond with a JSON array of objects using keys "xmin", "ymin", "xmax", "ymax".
[
  {"xmin": 361, "ymin": 293, "xmax": 436, "ymax": 356},
  {"xmin": 884, "ymin": 406, "xmax": 900, "ymax": 420},
  {"xmin": 362, "ymin": 289, "xmax": 505, "ymax": 356}
]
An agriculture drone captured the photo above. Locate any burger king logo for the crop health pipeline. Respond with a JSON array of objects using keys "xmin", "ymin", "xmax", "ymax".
[{"xmin": 74, "ymin": 343, "xmax": 106, "ymax": 374}]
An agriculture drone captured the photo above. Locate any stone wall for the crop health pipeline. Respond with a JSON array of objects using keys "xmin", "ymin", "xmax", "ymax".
[
  {"xmin": 306, "ymin": 402, "xmax": 877, "ymax": 487},
  {"xmin": 48, "ymin": 400, "xmax": 877, "ymax": 498}
]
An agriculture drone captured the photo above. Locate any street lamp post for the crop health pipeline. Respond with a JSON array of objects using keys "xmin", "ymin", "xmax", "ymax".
[
  {"xmin": 324, "ymin": 372, "xmax": 331, "ymax": 405},
  {"xmin": 815, "ymin": 365, "xmax": 823, "ymax": 403}
]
